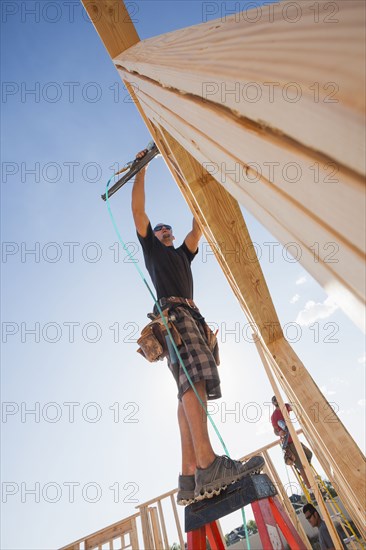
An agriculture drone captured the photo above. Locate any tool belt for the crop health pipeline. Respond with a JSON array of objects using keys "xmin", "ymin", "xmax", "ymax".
[
  {"xmin": 137, "ymin": 308, "xmax": 181, "ymax": 363},
  {"xmin": 138, "ymin": 298, "xmax": 220, "ymax": 366},
  {"xmin": 283, "ymin": 446, "xmax": 296, "ymax": 466}
]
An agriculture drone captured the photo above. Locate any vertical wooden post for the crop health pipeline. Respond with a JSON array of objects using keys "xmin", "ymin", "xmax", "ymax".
[
  {"xmin": 170, "ymin": 494, "xmax": 185, "ymax": 550},
  {"xmin": 157, "ymin": 500, "xmax": 169, "ymax": 549},
  {"xmin": 149, "ymin": 506, "xmax": 164, "ymax": 550},
  {"xmin": 139, "ymin": 506, "xmax": 154, "ymax": 550},
  {"xmin": 129, "ymin": 517, "xmax": 139, "ymax": 550}
]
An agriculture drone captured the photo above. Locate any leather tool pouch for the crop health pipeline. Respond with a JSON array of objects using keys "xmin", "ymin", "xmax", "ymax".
[
  {"xmin": 203, "ymin": 322, "xmax": 220, "ymax": 366},
  {"xmin": 284, "ymin": 447, "xmax": 296, "ymax": 466},
  {"xmin": 137, "ymin": 309, "xmax": 182, "ymax": 363}
]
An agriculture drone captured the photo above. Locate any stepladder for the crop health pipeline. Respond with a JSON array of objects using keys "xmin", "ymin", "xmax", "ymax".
[
  {"xmin": 252, "ymin": 495, "xmax": 307, "ymax": 549},
  {"xmin": 185, "ymin": 474, "xmax": 307, "ymax": 550}
]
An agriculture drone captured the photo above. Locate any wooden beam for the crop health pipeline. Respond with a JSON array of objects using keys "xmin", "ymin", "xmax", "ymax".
[
  {"xmin": 119, "ymin": 68, "xmax": 365, "ymax": 331},
  {"xmin": 170, "ymin": 494, "xmax": 185, "ymax": 550},
  {"xmin": 129, "ymin": 517, "xmax": 139, "ymax": 550},
  {"xmin": 119, "ymin": 72, "xmax": 365, "ymax": 256},
  {"xmin": 157, "ymin": 500, "xmax": 169, "ymax": 550},
  {"xmin": 239, "ymin": 429, "xmax": 304, "ymax": 462},
  {"xmin": 149, "ymin": 507, "xmax": 164, "ymax": 550},
  {"xmin": 115, "ymin": 1, "xmax": 366, "ymax": 177},
  {"xmin": 139, "ymin": 506, "xmax": 154, "ymax": 550},
  {"xmin": 81, "ymin": 0, "xmax": 139, "ymax": 58}
]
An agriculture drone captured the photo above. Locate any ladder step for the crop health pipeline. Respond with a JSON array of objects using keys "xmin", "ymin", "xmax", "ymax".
[{"xmin": 185, "ymin": 474, "xmax": 277, "ymax": 532}]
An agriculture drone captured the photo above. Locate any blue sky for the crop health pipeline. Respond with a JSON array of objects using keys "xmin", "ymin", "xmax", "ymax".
[{"xmin": 1, "ymin": 1, "xmax": 365, "ymax": 549}]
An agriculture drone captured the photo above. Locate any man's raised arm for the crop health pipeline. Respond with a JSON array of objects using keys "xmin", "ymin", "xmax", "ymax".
[
  {"xmin": 185, "ymin": 218, "xmax": 202, "ymax": 253},
  {"xmin": 131, "ymin": 153, "xmax": 150, "ymax": 237}
]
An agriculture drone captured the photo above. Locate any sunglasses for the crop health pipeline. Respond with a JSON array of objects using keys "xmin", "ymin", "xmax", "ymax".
[
  {"xmin": 305, "ymin": 512, "xmax": 315, "ymax": 521},
  {"xmin": 154, "ymin": 224, "xmax": 172, "ymax": 232}
]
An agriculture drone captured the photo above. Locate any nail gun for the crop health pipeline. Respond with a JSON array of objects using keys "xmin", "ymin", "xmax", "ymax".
[{"xmin": 101, "ymin": 141, "xmax": 159, "ymax": 201}]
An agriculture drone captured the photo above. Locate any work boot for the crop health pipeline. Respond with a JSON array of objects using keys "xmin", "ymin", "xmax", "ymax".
[
  {"xmin": 194, "ymin": 455, "xmax": 265, "ymax": 501},
  {"xmin": 177, "ymin": 474, "xmax": 195, "ymax": 506}
]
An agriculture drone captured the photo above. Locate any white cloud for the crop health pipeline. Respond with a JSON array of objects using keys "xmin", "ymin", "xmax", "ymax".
[
  {"xmin": 296, "ymin": 297, "xmax": 339, "ymax": 326},
  {"xmin": 357, "ymin": 399, "xmax": 365, "ymax": 408},
  {"xmin": 296, "ymin": 276, "xmax": 307, "ymax": 285},
  {"xmin": 357, "ymin": 354, "xmax": 365, "ymax": 365},
  {"xmin": 290, "ymin": 294, "xmax": 300, "ymax": 304}
]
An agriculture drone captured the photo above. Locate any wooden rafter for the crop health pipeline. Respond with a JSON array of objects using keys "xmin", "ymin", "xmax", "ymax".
[
  {"xmin": 115, "ymin": 0, "xmax": 365, "ymax": 177},
  {"xmin": 114, "ymin": 0, "xmax": 366, "ymax": 332},
  {"xmin": 118, "ymin": 69, "xmax": 365, "ymax": 329}
]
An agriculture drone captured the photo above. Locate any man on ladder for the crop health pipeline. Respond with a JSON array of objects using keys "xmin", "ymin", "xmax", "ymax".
[
  {"xmin": 271, "ymin": 395, "xmax": 313, "ymax": 489},
  {"xmin": 132, "ymin": 149, "xmax": 264, "ymax": 506}
]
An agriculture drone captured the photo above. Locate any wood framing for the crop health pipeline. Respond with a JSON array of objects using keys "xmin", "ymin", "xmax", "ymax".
[
  {"xmin": 115, "ymin": 1, "xmax": 365, "ymax": 176},
  {"xmin": 118, "ymin": 69, "xmax": 365, "ymax": 329},
  {"xmin": 81, "ymin": 0, "xmax": 366, "ymax": 542},
  {"xmin": 114, "ymin": 0, "xmax": 366, "ymax": 331},
  {"xmin": 81, "ymin": 0, "xmax": 139, "ymax": 57},
  {"xmin": 60, "ymin": 513, "xmax": 140, "ymax": 550}
]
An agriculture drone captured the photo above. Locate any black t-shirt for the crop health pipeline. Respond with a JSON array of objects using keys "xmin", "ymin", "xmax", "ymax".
[{"xmin": 137, "ymin": 223, "xmax": 198, "ymax": 299}]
